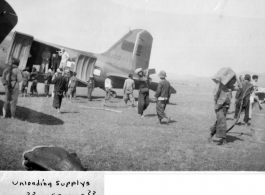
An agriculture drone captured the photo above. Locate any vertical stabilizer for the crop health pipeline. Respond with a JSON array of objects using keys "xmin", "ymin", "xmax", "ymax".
[{"xmin": 101, "ymin": 29, "xmax": 153, "ymax": 71}]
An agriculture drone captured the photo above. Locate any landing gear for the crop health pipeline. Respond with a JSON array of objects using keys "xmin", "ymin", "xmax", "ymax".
[{"xmin": 110, "ymin": 90, "xmax": 117, "ymax": 98}]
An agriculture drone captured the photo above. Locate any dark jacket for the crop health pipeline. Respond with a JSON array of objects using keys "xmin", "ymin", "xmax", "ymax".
[
  {"xmin": 213, "ymin": 83, "xmax": 230, "ymax": 110},
  {"xmin": 235, "ymin": 80, "xmax": 253, "ymax": 106},
  {"xmin": 51, "ymin": 56, "xmax": 60, "ymax": 71},
  {"xmin": 155, "ymin": 79, "xmax": 171, "ymax": 99},
  {"xmin": 139, "ymin": 78, "xmax": 149, "ymax": 95},
  {"xmin": 52, "ymin": 74, "xmax": 67, "ymax": 94},
  {"xmin": 87, "ymin": 79, "xmax": 95, "ymax": 89}
]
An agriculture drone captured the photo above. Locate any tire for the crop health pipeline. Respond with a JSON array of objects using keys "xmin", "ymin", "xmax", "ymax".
[{"xmin": 111, "ymin": 91, "xmax": 117, "ymax": 98}]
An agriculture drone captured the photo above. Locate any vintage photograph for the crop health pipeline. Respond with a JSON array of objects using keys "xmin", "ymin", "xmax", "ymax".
[{"xmin": 0, "ymin": 0, "xmax": 265, "ymax": 171}]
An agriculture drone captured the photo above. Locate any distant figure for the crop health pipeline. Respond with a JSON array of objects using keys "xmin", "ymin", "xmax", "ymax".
[
  {"xmin": 41, "ymin": 47, "xmax": 51, "ymax": 73},
  {"xmin": 123, "ymin": 74, "xmax": 135, "ymax": 107},
  {"xmin": 135, "ymin": 68, "xmax": 150, "ymax": 117},
  {"xmin": 58, "ymin": 48, "xmax": 70, "ymax": 71},
  {"xmin": 51, "ymin": 68, "xmax": 67, "ymax": 114},
  {"xmin": 87, "ymin": 76, "xmax": 95, "ymax": 101},
  {"xmin": 68, "ymin": 72, "xmax": 78, "ymax": 100},
  {"xmin": 51, "ymin": 54, "xmax": 60, "ymax": 73},
  {"xmin": 249, "ymin": 75, "xmax": 259, "ymax": 124},
  {"xmin": 44, "ymin": 69, "xmax": 53, "ymax": 97},
  {"xmin": 154, "ymin": 70, "xmax": 171, "ymax": 124},
  {"xmin": 30, "ymin": 67, "xmax": 39, "ymax": 97},
  {"xmin": 1, "ymin": 58, "xmax": 23, "ymax": 119},
  {"xmin": 63, "ymin": 69, "xmax": 71, "ymax": 98},
  {"xmin": 209, "ymin": 75, "xmax": 240, "ymax": 146},
  {"xmin": 21, "ymin": 67, "xmax": 30, "ymax": 97},
  {"xmin": 234, "ymin": 74, "xmax": 254, "ymax": 124},
  {"xmin": 104, "ymin": 76, "xmax": 112, "ymax": 102},
  {"xmin": 239, "ymin": 75, "xmax": 244, "ymax": 83}
]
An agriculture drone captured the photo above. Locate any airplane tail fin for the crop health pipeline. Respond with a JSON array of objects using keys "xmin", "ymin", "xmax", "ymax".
[{"xmin": 102, "ymin": 29, "xmax": 153, "ymax": 72}]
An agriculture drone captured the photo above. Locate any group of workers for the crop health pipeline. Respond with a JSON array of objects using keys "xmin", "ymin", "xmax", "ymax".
[
  {"xmin": 2, "ymin": 57, "xmax": 263, "ymax": 143},
  {"xmin": 209, "ymin": 73, "xmax": 260, "ymax": 146},
  {"xmin": 40, "ymin": 47, "xmax": 71, "ymax": 74},
  {"xmin": 1, "ymin": 56, "xmax": 172, "ymax": 124},
  {"xmin": 99, "ymin": 68, "xmax": 172, "ymax": 124},
  {"xmin": 0, "ymin": 56, "xmax": 78, "ymax": 117}
]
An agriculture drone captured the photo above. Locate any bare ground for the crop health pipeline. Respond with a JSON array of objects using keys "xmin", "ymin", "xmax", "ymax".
[{"xmin": 0, "ymin": 83, "xmax": 265, "ymax": 171}]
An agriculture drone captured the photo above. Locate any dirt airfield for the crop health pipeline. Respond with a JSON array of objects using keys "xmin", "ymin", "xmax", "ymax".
[{"xmin": 0, "ymin": 83, "xmax": 265, "ymax": 171}]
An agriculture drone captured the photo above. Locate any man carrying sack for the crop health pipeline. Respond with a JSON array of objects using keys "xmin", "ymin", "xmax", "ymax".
[
  {"xmin": 209, "ymin": 68, "xmax": 242, "ymax": 146},
  {"xmin": 1, "ymin": 58, "xmax": 23, "ymax": 119},
  {"xmin": 135, "ymin": 68, "xmax": 150, "ymax": 117}
]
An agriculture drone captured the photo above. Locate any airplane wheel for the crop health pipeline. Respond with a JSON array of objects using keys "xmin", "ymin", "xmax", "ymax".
[{"xmin": 111, "ymin": 91, "xmax": 117, "ymax": 98}]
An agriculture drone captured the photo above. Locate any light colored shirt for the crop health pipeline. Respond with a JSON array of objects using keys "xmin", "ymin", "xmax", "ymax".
[
  {"xmin": 123, "ymin": 78, "xmax": 135, "ymax": 93},
  {"xmin": 59, "ymin": 51, "xmax": 70, "ymax": 62},
  {"xmin": 105, "ymin": 78, "xmax": 112, "ymax": 89}
]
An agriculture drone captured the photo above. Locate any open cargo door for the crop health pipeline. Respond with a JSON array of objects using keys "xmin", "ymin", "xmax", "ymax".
[
  {"xmin": 6, "ymin": 31, "xmax": 33, "ymax": 70},
  {"xmin": 0, "ymin": 0, "xmax": 18, "ymax": 43},
  {"xmin": 73, "ymin": 54, "xmax": 96, "ymax": 84}
]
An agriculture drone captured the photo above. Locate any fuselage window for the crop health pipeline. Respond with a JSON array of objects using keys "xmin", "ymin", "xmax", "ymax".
[{"xmin": 121, "ymin": 40, "xmax": 134, "ymax": 53}]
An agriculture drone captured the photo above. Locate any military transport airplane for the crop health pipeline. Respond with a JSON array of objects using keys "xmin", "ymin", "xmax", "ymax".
[{"xmin": 0, "ymin": 3, "xmax": 176, "ymax": 96}]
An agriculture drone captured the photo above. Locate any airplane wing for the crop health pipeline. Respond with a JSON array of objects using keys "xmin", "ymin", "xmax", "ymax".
[{"xmin": 0, "ymin": 0, "xmax": 18, "ymax": 43}]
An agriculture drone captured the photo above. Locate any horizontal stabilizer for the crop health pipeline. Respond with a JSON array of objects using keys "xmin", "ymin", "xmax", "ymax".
[{"xmin": 149, "ymin": 82, "xmax": 177, "ymax": 94}]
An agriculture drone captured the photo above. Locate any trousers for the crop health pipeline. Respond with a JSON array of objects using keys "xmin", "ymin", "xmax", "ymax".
[
  {"xmin": 44, "ymin": 84, "xmax": 50, "ymax": 96},
  {"xmin": 3, "ymin": 87, "xmax": 19, "ymax": 117},
  {"xmin": 138, "ymin": 93, "xmax": 149, "ymax": 115},
  {"xmin": 210, "ymin": 107, "xmax": 228, "ymax": 139},
  {"xmin": 87, "ymin": 88, "xmax": 93, "ymax": 100},
  {"xmin": 156, "ymin": 100, "xmax": 168, "ymax": 121}
]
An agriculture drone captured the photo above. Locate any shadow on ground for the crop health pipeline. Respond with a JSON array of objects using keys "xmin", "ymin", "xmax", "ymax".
[
  {"xmin": 0, "ymin": 100, "xmax": 64, "ymax": 125},
  {"xmin": 227, "ymin": 135, "xmax": 244, "ymax": 143}
]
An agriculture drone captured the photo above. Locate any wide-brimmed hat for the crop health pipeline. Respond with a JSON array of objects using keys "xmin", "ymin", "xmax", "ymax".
[
  {"xmin": 135, "ymin": 68, "xmax": 143, "ymax": 74},
  {"xmin": 158, "ymin": 70, "xmax": 167, "ymax": 78}
]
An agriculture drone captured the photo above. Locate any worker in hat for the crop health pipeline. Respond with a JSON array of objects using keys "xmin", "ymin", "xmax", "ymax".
[
  {"xmin": 104, "ymin": 76, "xmax": 112, "ymax": 102},
  {"xmin": 51, "ymin": 68, "xmax": 68, "ymax": 114},
  {"xmin": 51, "ymin": 53, "xmax": 60, "ymax": 73},
  {"xmin": 123, "ymin": 74, "xmax": 135, "ymax": 107},
  {"xmin": 41, "ymin": 47, "xmax": 51, "ymax": 73},
  {"xmin": 58, "ymin": 48, "xmax": 70, "ymax": 71},
  {"xmin": 234, "ymin": 74, "xmax": 254, "ymax": 125},
  {"xmin": 135, "ymin": 68, "xmax": 150, "ymax": 117},
  {"xmin": 154, "ymin": 70, "xmax": 171, "ymax": 124},
  {"xmin": 209, "ymin": 74, "xmax": 241, "ymax": 146},
  {"xmin": 44, "ymin": 69, "xmax": 53, "ymax": 97},
  {"xmin": 1, "ymin": 58, "xmax": 23, "ymax": 119},
  {"xmin": 68, "ymin": 72, "xmax": 78, "ymax": 100},
  {"xmin": 87, "ymin": 75, "xmax": 95, "ymax": 101}
]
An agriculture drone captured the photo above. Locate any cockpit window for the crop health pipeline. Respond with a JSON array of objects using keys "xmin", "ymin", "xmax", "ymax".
[{"xmin": 121, "ymin": 40, "xmax": 134, "ymax": 53}]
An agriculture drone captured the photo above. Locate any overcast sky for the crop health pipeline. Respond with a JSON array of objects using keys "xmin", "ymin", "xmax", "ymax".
[{"xmin": 7, "ymin": 0, "xmax": 265, "ymax": 77}]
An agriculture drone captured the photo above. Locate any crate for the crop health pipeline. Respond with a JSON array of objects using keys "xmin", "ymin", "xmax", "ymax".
[{"xmin": 212, "ymin": 67, "xmax": 236, "ymax": 85}]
